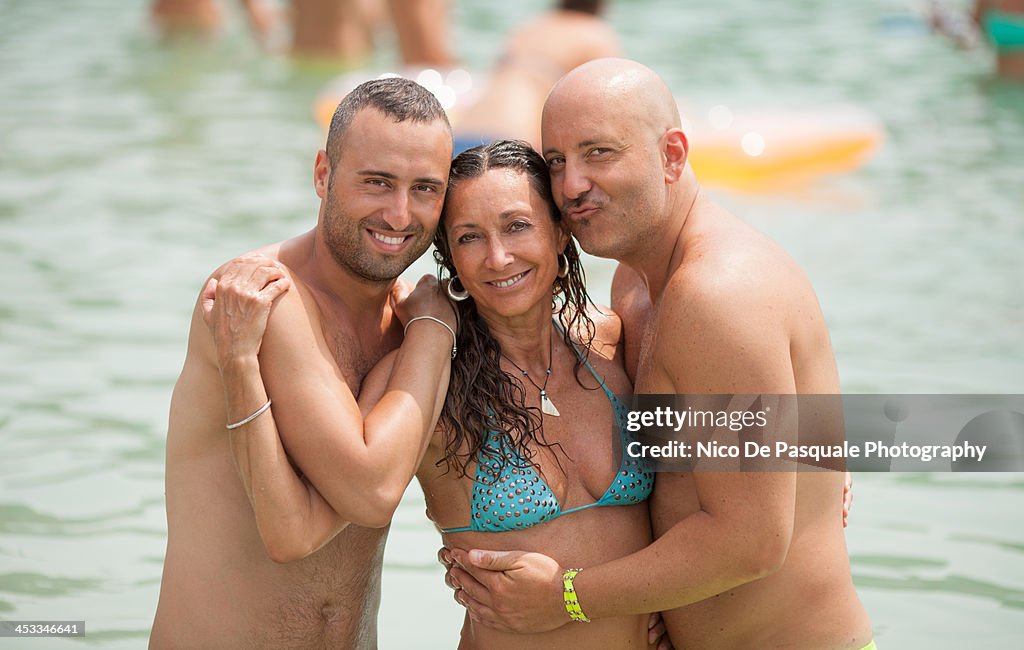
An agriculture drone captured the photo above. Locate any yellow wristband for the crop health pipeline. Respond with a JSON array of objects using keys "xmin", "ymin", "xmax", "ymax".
[{"xmin": 562, "ymin": 568, "xmax": 591, "ymax": 623}]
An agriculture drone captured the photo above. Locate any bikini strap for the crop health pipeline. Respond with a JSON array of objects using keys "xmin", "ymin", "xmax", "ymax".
[{"xmin": 552, "ymin": 318, "xmax": 615, "ymax": 400}]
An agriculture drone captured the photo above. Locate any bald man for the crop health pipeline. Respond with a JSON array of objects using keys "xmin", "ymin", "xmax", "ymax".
[{"xmin": 445, "ymin": 58, "xmax": 875, "ymax": 650}]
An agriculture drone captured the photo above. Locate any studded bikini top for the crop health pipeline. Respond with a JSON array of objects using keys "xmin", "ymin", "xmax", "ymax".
[{"xmin": 438, "ymin": 336, "xmax": 654, "ymax": 534}]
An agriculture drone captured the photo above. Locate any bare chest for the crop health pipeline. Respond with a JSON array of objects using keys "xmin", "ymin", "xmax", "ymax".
[
  {"xmin": 317, "ymin": 306, "xmax": 399, "ymax": 395},
  {"xmin": 327, "ymin": 329, "xmax": 377, "ymax": 393}
]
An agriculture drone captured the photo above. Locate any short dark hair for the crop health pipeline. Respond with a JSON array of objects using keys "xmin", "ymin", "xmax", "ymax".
[
  {"xmin": 326, "ymin": 77, "xmax": 451, "ymax": 165},
  {"xmin": 559, "ymin": 0, "xmax": 605, "ymax": 15}
]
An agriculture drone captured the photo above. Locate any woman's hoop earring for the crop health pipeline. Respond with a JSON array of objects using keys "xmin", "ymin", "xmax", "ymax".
[
  {"xmin": 446, "ymin": 276, "xmax": 470, "ymax": 302},
  {"xmin": 557, "ymin": 253, "xmax": 570, "ymax": 279}
]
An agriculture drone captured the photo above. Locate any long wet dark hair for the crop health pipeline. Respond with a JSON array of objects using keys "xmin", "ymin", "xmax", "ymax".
[{"xmin": 433, "ymin": 140, "xmax": 596, "ymax": 478}]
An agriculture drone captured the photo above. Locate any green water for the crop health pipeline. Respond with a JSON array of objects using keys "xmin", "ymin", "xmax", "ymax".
[{"xmin": 1, "ymin": 0, "xmax": 1022, "ymax": 647}]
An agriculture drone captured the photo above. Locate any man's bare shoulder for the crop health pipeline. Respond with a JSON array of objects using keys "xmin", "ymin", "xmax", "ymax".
[
  {"xmin": 583, "ymin": 304, "xmax": 623, "ymax": 362},
  {"xmin": 645, "ymin": 215, "xmax": 816, "ymax": 393},
  {"xmin": 665, "ymin": 217, "xmax": 813, "ymax": 323},
  {"xmin": 209, "ymin": 228, "xmax": 316, "ymax": 281},
  {"xmin": 178, "ymin": 243, "xmax": 309, "ymax": 378},
  {"xmin": 611, "ymin": 262, "xmax": 644, "ymax": 300},
  {"xmin": 192, "ymin": 234, "xmax": 337, "ymax": 388},
  {"xmin": 611, "ymin": 264, "xmax": 650, "ymax": 317},
  {"xmin": 221, "ymin": 236, "xmax": 329, "ymax": 331}
]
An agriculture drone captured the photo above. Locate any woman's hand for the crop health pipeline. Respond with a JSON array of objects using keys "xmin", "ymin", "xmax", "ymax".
[
  {"xmin": 389, "ymin": 274, "xmax": 458, "ymax": 356},
  {"xmin": 392, "ymin": 274, "xmax": 458, "ymax": 337},
  {"xmin": 201, "ymin": 254, "xmax": 291, "ymax": 370}
]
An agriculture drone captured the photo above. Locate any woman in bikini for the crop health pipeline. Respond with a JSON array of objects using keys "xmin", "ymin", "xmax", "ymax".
[{"xmin": 411, "ymin": 140, "xmax": 655, "ymax": 648}]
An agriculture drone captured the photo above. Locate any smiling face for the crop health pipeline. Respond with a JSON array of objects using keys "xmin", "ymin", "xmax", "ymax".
[
  {"xmin": 317, "ymin": 107, "xmax": 453, "ymax": 283},
  {"xmin": 444, "ymin": 168, "xmax": 568, "ymax": 320}
]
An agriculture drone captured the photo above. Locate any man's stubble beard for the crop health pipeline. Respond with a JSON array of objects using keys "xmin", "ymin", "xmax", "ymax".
[{"xmin": 322, "ymin": 195, "xmax": 432, "ymax": 284}]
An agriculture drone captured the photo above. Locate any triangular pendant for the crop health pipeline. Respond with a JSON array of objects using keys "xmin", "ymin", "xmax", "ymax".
[{"xmin": 540, "ymin": 392, "xmax": 560, "ymax": 417}]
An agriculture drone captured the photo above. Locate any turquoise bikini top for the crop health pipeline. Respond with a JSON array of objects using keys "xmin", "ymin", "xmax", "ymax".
[{"xmin": 439, "ymin": 335, "xmax": 654, "ymax": 534}]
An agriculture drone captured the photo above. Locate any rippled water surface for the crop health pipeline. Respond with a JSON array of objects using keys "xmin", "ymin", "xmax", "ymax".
[{"xmin": 2, "ymin": 0, "xmax": 1022, "ymax": 647}]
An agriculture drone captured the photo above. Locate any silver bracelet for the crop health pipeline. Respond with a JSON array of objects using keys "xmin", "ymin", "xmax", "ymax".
[
  {"xmin": 404, "ymin": 316, "xmax": 457, "ymax": 359},
  {"xmin": 225, "ymin": 398, "xmax": 273, "ymax": 430}
]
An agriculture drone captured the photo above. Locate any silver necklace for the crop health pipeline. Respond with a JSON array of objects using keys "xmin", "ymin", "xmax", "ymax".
[{"xmin": 501, "ymin": 333, "xmax": 559, "ymax": 417}]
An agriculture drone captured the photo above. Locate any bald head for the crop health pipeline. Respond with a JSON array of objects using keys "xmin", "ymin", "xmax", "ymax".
[
  {"xmin": 538, "ymin": 58, "xmax": 693, "ymax": 263},
  {"xmin": 544, "ymin": 58, "xmax": 680, "ymax": 138}
]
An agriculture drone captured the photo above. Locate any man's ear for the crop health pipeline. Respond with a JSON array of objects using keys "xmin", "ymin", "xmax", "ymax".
[
  {"xmin": 663, "ymin": 128, "xmax": 689, "ymax": 184},
  {"xmin": 314, "ymin": 149, "xmax": 331, "ymax": 199}
]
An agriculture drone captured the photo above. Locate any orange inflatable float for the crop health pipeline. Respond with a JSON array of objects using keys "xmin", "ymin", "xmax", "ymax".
[{"xmin": 682, "ymin": 104, "xmax": 884, "ymax": 191}]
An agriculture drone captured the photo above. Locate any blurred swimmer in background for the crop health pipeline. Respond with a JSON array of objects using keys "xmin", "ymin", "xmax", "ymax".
[
  {"xmin": 151, "ymin": 0, "xmax": 454, "ymax": 66},
  {"xmin": 972, "ymin": 0, "xmax": 1024, "ymax": 78},
  {"xmin": 151, "ymin": 0, "xmax": 277, "ymax": 44},
  {"xmin": 926, "ymin": 0, "xmax": 1024, "ymax": 79},
  {"xmin": 454, "ymin": 0, "xmax": 622, "ymax": 153}
]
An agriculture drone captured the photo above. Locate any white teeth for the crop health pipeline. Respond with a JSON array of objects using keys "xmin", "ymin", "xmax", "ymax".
[
  {"xmin": 371, "ymin": 232, "xmax": 406, "ymax": 245},
  {"xmin": 493, "ymin": 272, "xmax": 525, "ymax": 288}
]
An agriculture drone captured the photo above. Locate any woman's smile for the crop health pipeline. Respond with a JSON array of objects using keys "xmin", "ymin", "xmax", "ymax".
[{"xmin": 487, "ymin": 269, "xmax": 531, "ymax": 290}]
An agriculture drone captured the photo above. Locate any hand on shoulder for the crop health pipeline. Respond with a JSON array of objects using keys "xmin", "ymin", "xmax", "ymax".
[
  {"xmin": 200, "ymin": 253, "xmax": 293, "ymax": 369},
  {"xmin": 392, "ymin": 274, "xmax": 458, "ymax": 334}
]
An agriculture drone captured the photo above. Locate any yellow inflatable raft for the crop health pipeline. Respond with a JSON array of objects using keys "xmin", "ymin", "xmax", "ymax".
[{"xmin": 682, "ymin": 104, "xmax": 884, "ymax": 191}]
